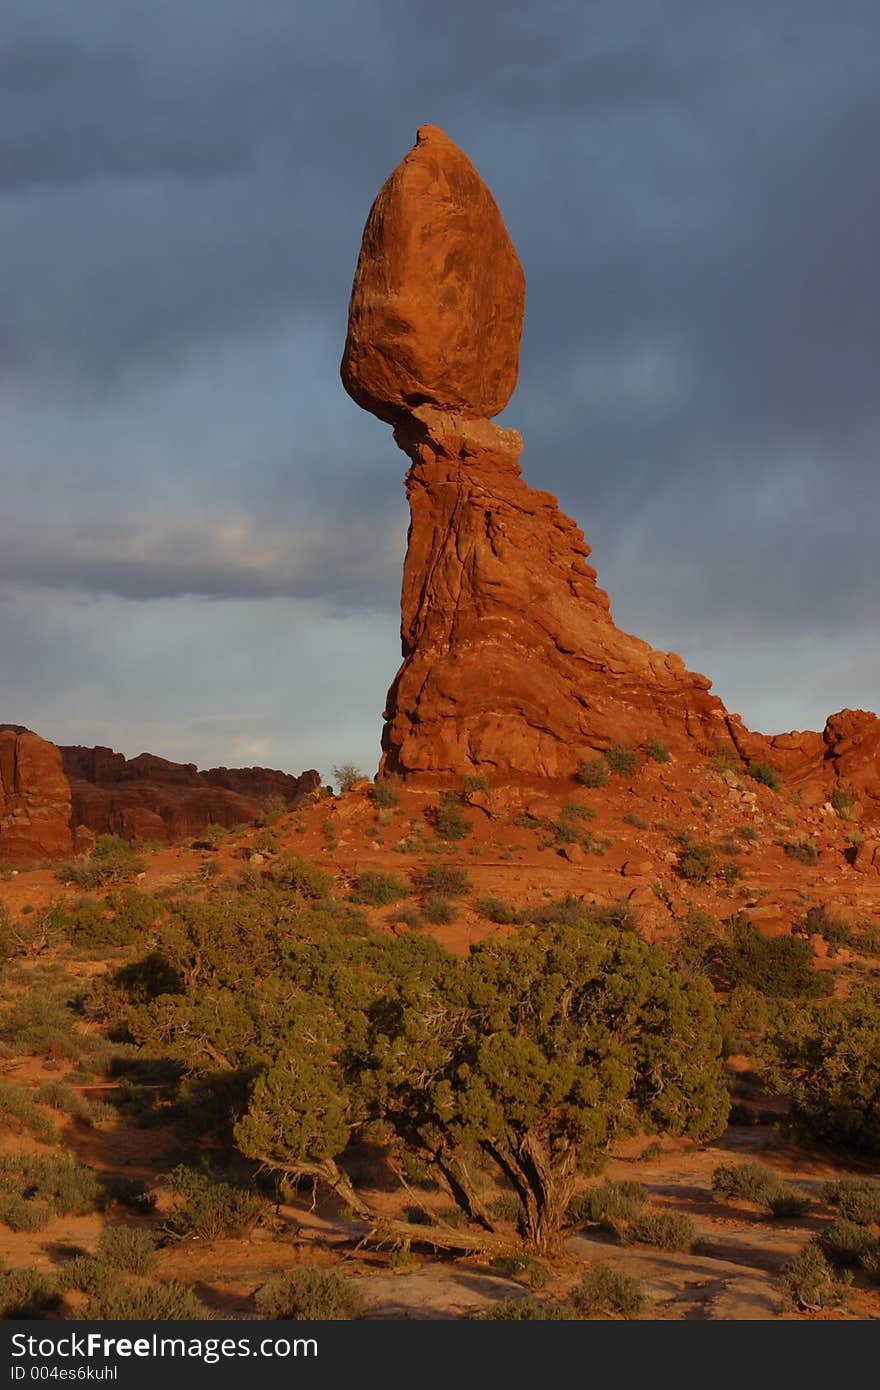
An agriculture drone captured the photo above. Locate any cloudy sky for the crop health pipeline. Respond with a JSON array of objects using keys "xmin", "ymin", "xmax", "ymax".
[{"xmin": 2, "ymin": 1, "xmax": 878, "ymax": 781}]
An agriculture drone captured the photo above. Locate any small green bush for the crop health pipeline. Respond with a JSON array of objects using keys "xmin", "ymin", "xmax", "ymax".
[
  {"xmin": 254, "ymin": 1266, "xmax": 363, "ymax": 1320},
  {"xmin": 0, "ymin": 1080, "xmax": 58, "ymax": 1142},
  {"xmin": 0, "ymin": 1153, "xmax": 102, "ymax": 1216},
  {"xmin": 258, "ymin": 796, "xmax": 287, "ymax": 828},
  {"xmin": 96, "ymin": 1225, "xmax": 157, "ymax": 1275},
  {"xmin": 576, "ymin": 758, "xmax": 609, "ymax": 788},
  {"xmin": 371, "ymin": 777, "xmax": 400, "ymax": 810},
  {"xmin": 567, "ymin": 1180, "xmax": 646, "ymax": 1230},
  {"xmin": 414, "ymin": 863, "xmax": 471, "ymax": 897},
  {"xmin": 822, "ymin": 1178, "xmax": 880, "ymax": 1226},
  {"xmin": 167, "ymin": 1167, "xmax": 263, "ymax": 1240},
  {"xmin": 422, "ymin": 894, "xmax": 455, "ymax": 925},
  {"xmin": 722, "ymin": 915, "xmax": 828, "ymax": 998},
  {"xmin": 572, "ymin": 1264, "xmax": 646, "ymax": 1318},
  {"xmin": 747, "ymin": 762, "xmax": 782, "ymax": 791},
  {"xmin": 475, "ymin": 897, "xmax": 520, "ymax": 925},
  {"xmin": 56, "ymin": 836, "xmax": 145, "ymax": 889},
  {"xmin": 434, "ymin": 793, "xmax": 472, "ymax": 842},
  {"xmin": 676, "ymin": 840, "xmax": 716, "ymax": 885},
  {"xmin": 333, "ymin": 764, "xmax": 363, "ymax": 793},
  {"xmin": 818, "ymin": 1219, "xmax": 879, "ymax": 1269},
  {"xmin": 645, "ymin": 739, "xmax": 671, "ymax": 764},
  {"xmin": 604, "ymin": 745, "xmax": 639, "ymax": 776},
  {"xmin": 267, "ymin": 852, "xmax": 332, "ymax": 900},
  {"xmin": 781, "ymin": 1242, "xmax": 847, "ymax": 1311},
  {"xmin": 783, "ymin": 837, "xmax": 818, "ymax": 865},
  {"xmin": 489, "ymin": 1255, "xmax": 548, "ymax": 1288},
  {"xmin": 625, "ymin": 1210, "xmax": 695, "ymax": 1251},
  {"xmin": 830, "ymin": 784, "xmax": 855, "ymax": 819},
  {"xmin": 351, "ymin": 871, "xmax": 409, "ymax": 907},
  {"xmin": 0, "ymin": 1195, "xmax": 53, "ymax": 1231},
  {"xmin": 711, "ymin": 1162, "xmax": 782, "ymax": 1209},
  {"xmin": 480, "ymin": 1295, "xmax": 571, "ymax": 1320},
  {"xmin": 0, "ymin": 1267, "xmax": 60, "ymax": 1319}
]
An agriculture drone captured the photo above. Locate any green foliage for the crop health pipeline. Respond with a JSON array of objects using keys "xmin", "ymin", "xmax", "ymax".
[
  {"xmin": 0, "ymin": 1267, "xmax": 60, "ymax": 1319},
  {"xmin": 711, "ymin": 1162, "xmax": 809, "ymax": 1217},
  {"xmin": 475, "ymin": 897, "xmax": 521, "ymax": 925},
  {"xmin": 830, "ymin": 784, "xmax": 855, "ymax": 819},
  {"xmin": 433, "ymin": 793, "xmax": 472, "ymax": 842},
  {"xmin": 266, "ymin": 851, "xmax": 333, "ymax": 899},
  {"xmin": 722, "ymin": 914, "xmax": 828, "ymax": 998},
  {"xmin": 675, "ymin": 839, "xmax": 716, "ymax": 885},
  {"xmin": 422, "ymin": 894, "xmax": 455, "ymax": 925},
  {"xmin": 747, "ymin": 761, "xmax": 782, "ymax": 791},
  {"xmin": 413, "ymin": 863, "xmax": 471, "ymax": 897},
  {"xmin": 254, "ymin": 1266, "xmax": 363, "ymax": 1319},
  {"xmin": 625, "ymin": 1210, "xmax": 695, "ymax": 1250},
  {"xmin": 783, "ymin": 837, "xmax": 818, "ymax": 865},
  {"xmin": 645, "ymin": 739, "xmax": 671, "ymax": 764},
  {"xmin": 576, "ymin": 758, "xmax": 609, "ymax": 789},
  {"xmin": 96, "ymin": 1225, "xmax": 157, "ymax": 1274},
  {"xmin": 604, "ymin": 745, "xmax": 639, "ymax": 776},
  {"xmin": 567, "ymin": 1180, "xmax": 647, "ymax": 1230},
  {"xmin": 56, "ymin": 836, "xmax": 145, "ymax": 888},
  {"xmin": 0, "ymin": 1079, "xmax": 58, "ymax": 1142},
  {"xmin": 0, "ymin": 1152, "xmax": 102, "ymax": 1216},
  {"xmin": 461, "ymin": 774, "xmax": 490, "ymax": 797},
  {"xmin": 258, "ymin": 796, "xmax": 287, "ymax": 828},
  {"xmin": 822, "ymin": 1178, "xmax": 880, "ymax": 1226},
  {"xmin": 818, "ymin": 1219, "xmax": 879, "ymax": 1269},
  {"xmin": 764, "ymin": 987, "xmax": 880, "ymax": 1155},
  {"xmin": 370, "ymin": 776, "xmax": 400, "ymax": 810},
  {"xmin": 166, "ymin": 1166, "xmax": 263, "ymax": 1240},
  {"xmin": 0, "ymin": 975, "xmax": 90, "ymax": 1061},
  {"xmin": 252, "ymin": 828, "xmax": 280, "ymax": 855},
  {"xmin": 572, "ymin": 1264, "xmax": 646, "ymax": 1318},
  {"xmin": 351, "ymin": 871, "xmax": 409, "ymax": 907},
  {"xmin": 0, "ymin": 1195, "xmax": 53, "ymax": 1231},
  {"xmin": 333, "ymin": 763, "xmax": 364, "ymax": 793},
  {"xmin": 62, "ymin": 1257, "xmax": 208, "ymax": 1319},
  {"xmin": 479, "ymin": 1295, "xmax": 572, "ymax": 1320},
  {"xmin": 781, "ymin": 1242, "xmax": 847, "ymax": 1311},
  {"xmin": 672, "ymin": 910, "xmax": 720, "ymax": 980}
]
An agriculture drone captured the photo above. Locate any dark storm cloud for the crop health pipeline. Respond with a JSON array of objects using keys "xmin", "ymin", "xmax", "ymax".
[{"xmin": 0, "ymin": 0, "xmax": 877, "ymax": 768}]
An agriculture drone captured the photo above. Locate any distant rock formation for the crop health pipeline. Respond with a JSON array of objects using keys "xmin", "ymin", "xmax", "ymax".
[
  {"xmin": 342, "ymin": 127, "xmax": 879, "ymax": 804},
  {"xmin": 60, "ymin": 746, "xmax": 321, "ymax": 844},
  {"xmin": 0, "ymin": 726, "xmax": 73, "ymax": 863}
]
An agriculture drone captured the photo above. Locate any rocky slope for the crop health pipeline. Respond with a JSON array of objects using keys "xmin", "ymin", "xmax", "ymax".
[{"xmin": 341, "ymin": 126, "xmax": 878, "ymax": 805}]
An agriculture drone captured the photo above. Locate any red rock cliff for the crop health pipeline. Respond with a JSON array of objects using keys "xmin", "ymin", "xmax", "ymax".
[{"xmin": 0, "ymin": 727, "xmax": 73, "ymax": 863}]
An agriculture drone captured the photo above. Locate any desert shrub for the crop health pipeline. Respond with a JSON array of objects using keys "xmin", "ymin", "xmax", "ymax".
[
  {"xmin": 0, "ymin": 1079, "xmax": 57, "ymax": 1142},
  {"xmin": 645, "ymin": 739, "xmax": 671, "ymax": 764},
  {"xmin": 736, "ymin": 824, "xmax": 760, "ymax": 843},
  {"xmin": 488, "ymin": 1255, "xmax": 548, "ymax": 1288},
  {"xmin": 830, "ymin": 784, "xmax": 855, "ymax": 819},
  {"xmin": 0, "ymin": 1152, "xmax": 102, "ymax": 1216},
  {"xmin": 64, "ymin": 893, "xmax": 151, "ymax": 949},
  {"xmin": 572, "ymin": 1264, "xmax": 646, "ymax": 1318},
  {"xmin": 747, "ymin": 761, "xmax": 782, "ymax": 791},
  {"xmin": 333, "ymin": 764, "xmax": 363, "ymax": 793},
  {"xmin": 475, "ymin": 897, "xmax": 521, "ymax": 925},
  {"xmin": 106, "ymin": 886, "xmax": 161, "ymax": 935},
  {"xmin": 254, "ymin": 1266, "xmax": 363, "ymax": 1320},
  {"xmin": 625, "ymin": 1210, "xmax": 695, "ymax": 1251},
  {"xmin": 0, "ymin": 1195, "xmax": 53, "ymax": 1231},
  {"xmin": 35, "ymin": 1080, "xmax": 113, "ymax": 1127},
  {"xmin": 783, "ymin": 837, "xmax": 818, "ymax": 865},
  {"xmin": 167, "ymin": 1166, "xmax": 263, "ymax": 1240},
  {"xmin": 711, "ymin": 1162, "xmax": 782, "ymax": 1209},
  {"xmin": 764, "ymin": 990, "xmax": 880, "ymax": 1157},
  {"xmin": 673, "ymin": 909, "xmax": 720, "ymax": 980},
  {"xmin": 781, "ymin": 1242, "xmax": 847, "ymax": 1311},
  {"xmin": 623, "ymin": 812, "xmax": 649, "ymax": 829},
  {"xmin": 722, "ymin": 915, "xmax": 827, "ymax": 998},
  {"xmin": 0, "ymin": 979, "xmax": 91, "ymax": 1061},
  {"xmin": 567, "ymin": 1180, "xmax": 647, "ymax": 1230},
  {"xmin": 576, "ymin": 758, "xmax": 609, "ymax": 789},
  {"xmin": 0, "ymin": 1267, "xmax": 60, "ymax": 1319},
  {"xmin": 96, "ymin": 1225, "xmax": 157, "ymax": 1274},
  {"xmin": 488, "ymin": 1193, "xmax": 523, "ymax": 1224},
  {"xmin": 252, "ymin": 828, "xmax": 280, "ymax": 856},
  {"xmin": 371, "ymin": 776, "xmax": 400, "ymax": 810},
  {"xmin": 267, "ymin": 851, "xmax": 333, "ymax": 900},
  {"xmin": 433, "ymin": 793, "xmax": 472, "ymax": 842},
  {"xmin": 422, "ymin": 894, "xmax": 455, "ymax": 925},
  {"xmin": 56, "ymin": 836, "xmax": 145, "ymax": 889},
  {"xmin": 822, "ymin": 1178, "xmax": 880, "ymax": 1226},
  {"xmin": 414, "ymin": 863, "xmax": 471, "ymax": 897},
  {"xmin": 767, "ymin": 1189, "xmax": 812, "ymax": 1218},
  {"xmin": 604, "ymin": 745, "xmax": 639, "ymax": 776},
  {"xmin": 802, "ymin": 905, "xmax": 855, "ymax": 955},
  {"xmin": 676, "ymin": 839, "xmax": 716, "ymax": 885},
  {"xmin": 818, "ymin": 1219, "xmax": 879, "ymax": 1269},
  {"xmin": 479, "ymin": 1295, "xmax": 572, "ymax": 1320},
  {"xmin": 63, "ymin": 1258, "xmax": 208, "ymax": 1319},
  {"xmin": 258, "ymin": 796, "xmax": 287, "ymax": 828},
  {"xmin": 351, "ymin": 872, "xmax": 408, "ymax": 907}
]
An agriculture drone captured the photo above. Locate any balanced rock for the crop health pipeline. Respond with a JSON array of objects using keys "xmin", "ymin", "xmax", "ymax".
[{"xmin": 341, "ymin": 125, "xmax": 524, "ymax": 424}]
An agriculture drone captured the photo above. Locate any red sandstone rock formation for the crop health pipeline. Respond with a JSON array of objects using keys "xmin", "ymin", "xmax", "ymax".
[
  {"xmin": 0, "ymin": 726, "xmax": 73, "ymax": 863},
  {"xmin": 60, "ymin": 745, "xmax": 320, "ymax": 842},
  {"xmin": 342, "ymin": 127, "xmax": 879, "ymax": 802}
]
